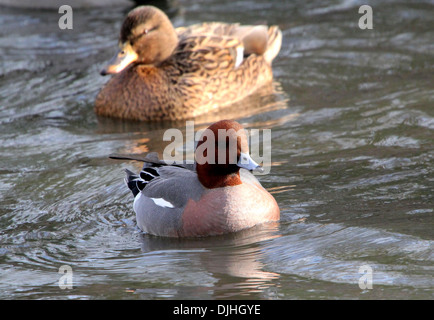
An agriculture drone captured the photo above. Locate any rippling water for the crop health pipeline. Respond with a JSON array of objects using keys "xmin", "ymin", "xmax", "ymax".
[{"xmin": 0, "ymin": 0, "xmax": 433, "ymax": 299}]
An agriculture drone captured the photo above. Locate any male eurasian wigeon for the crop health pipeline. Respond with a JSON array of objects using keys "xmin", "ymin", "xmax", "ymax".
[{"xmin": 113, "ymin": 120, "xmax": 280, "ymax": 237}]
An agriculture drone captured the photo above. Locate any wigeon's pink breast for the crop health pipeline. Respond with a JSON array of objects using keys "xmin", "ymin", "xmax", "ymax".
[{"xmin": 180, "ymin": 182, "xmax": 280, "ymax": 237}]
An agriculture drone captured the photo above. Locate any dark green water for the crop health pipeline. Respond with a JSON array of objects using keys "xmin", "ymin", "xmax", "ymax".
[{"xmin": 0, "ymin": 0, "xmax": 433, "ymax": 299}]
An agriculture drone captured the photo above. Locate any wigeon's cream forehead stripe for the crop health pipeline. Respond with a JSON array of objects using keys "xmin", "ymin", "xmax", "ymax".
[{"xmin": 151, "ymin": 197, "xmax": 174, "ymax": 208}]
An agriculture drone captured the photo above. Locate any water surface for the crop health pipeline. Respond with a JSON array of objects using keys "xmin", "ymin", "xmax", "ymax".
[{"xmin": 0, "ymin": 0, "xmax": 433, "ymax": 299}]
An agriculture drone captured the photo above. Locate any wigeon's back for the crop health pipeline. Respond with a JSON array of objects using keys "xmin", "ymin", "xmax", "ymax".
[{"xmin": 116, "ymin": 120, "xmax": 280, "ymax": 237}]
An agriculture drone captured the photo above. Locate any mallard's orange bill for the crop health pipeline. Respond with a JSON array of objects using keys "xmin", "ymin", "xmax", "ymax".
[{"xmin": 100, "ymin": 43, "xmax": 138, "ymax": 76}]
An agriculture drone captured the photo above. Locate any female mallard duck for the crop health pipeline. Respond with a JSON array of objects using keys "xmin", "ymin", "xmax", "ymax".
[{"xmin": 94, "ymin": 5, "xmax": 282, "ymax": 121}]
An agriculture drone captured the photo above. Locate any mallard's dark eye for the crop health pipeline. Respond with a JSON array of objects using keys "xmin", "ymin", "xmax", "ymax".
[{"xmin": 143, "ymin": 27, "xmax": 157, "ymax": 35}]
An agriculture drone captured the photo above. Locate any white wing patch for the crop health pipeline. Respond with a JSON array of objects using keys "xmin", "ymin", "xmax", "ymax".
[
  {"xmin": 133, "ymin": 192, "xmax": 175, "ymax": 212},
  {"xmin": 150, "ymin": 197, "xmax": 175, "ymax": 208},
  {"xmin": 235, "ymin": 45, "xmax": 244, "ymax": 68}
]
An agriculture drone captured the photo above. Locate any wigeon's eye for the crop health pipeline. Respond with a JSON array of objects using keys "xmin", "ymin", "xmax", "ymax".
[{"xmin": 143, "ymin": 29, "xmax": 149, "ymax": 35}]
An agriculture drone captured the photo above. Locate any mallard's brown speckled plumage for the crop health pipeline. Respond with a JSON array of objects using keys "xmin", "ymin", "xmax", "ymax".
[{"xmin": 94, "ymin": 6, "xmax": 282, "ymax": 121}]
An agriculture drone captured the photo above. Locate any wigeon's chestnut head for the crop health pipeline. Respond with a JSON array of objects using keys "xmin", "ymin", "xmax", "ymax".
[{"xmin": 115, "ymin": 120, "xmax": 280, "ymax": 237}]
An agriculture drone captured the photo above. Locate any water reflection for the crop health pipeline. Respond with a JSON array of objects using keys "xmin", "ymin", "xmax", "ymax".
[{"xmin": 137, "ymin": 223, "xmax": 281, "ymax": 298}]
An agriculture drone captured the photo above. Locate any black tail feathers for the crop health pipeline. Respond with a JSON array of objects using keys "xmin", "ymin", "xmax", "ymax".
[{"xmin": 124, "ymin": 166, "xmax": 161, "ymax": 197}]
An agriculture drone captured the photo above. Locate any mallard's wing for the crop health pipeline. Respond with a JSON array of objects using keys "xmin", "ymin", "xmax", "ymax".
[{"xmin": 176, "ymin": 22, "xmax": 280, "ymax": 63}]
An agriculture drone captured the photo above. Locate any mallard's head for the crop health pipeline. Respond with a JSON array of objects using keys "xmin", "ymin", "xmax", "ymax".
[{"xmin": 101, "ymin": 6, "xmax": 178, "ymax": 75}]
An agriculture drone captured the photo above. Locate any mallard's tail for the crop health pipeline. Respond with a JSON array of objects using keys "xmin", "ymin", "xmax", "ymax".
[
  {"xmin": 235, "ymin": 24, "xmax": 282, "ymax": 64},
  {"xmin": 263, "ymin": 26, "xmax": 282, "ymax": 65}
]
